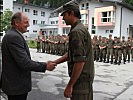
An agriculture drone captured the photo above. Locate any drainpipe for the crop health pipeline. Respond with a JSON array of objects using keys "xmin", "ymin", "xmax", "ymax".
[{"xmin": 120, "ymin": 6, "xmax": 124, "ymax": 39}]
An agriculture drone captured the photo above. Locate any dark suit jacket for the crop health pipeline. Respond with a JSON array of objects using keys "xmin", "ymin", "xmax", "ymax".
[{"xmin": 1, "ymin": 28, "xmax": 47, "ymax": 95}]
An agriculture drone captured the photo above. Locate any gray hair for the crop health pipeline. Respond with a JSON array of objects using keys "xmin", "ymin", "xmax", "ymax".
[{"xmin": 11, "ymin": 12, "xmax": 22, "ymax": 25}]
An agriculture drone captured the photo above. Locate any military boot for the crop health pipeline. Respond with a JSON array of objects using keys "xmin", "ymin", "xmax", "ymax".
[
  {"xmin": 118, "ymin": 61, "xmax": 121, "ymax": 65},
  {"xmin": 114, "ymin": 60, "xmax": 117, "ymax": 65},
  {"xmin": 105, "ymin": 59, "xmax": 109, "ymax": 63}
]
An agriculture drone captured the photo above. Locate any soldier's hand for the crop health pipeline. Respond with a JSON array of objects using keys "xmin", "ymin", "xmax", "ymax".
[
  {"xmin": 46, "ymin": 61, "xmax": 56, "ymax": 71},
  {"xmin": 64, "ymin": 85, "xmax": 73, "ymax": 98}
]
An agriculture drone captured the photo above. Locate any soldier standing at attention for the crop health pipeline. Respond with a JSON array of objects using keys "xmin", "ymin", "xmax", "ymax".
[
  {"xmin": 131, "ymin": 37, "xmax": 133, "ymax": 62},
  {"xmin": 99, "ymin": 37, "xmax": 107, "ymax": 63},
  {"xmin": 113, "ymin": 36, "xmax": 118, "ymax": 64},
  {"xmin": 92, "ymin": 36, "xmax": 98, "ymax": 61},
  {"xmin": 106, "ymin": 34, "xmax": 114, "ymax": 63},
  {"xmin": 51, "ymin": 2, "xmax": 94, "ymax": 100},
  {"xmin": 114, "ymin": 37, "xmax": 122, "ymax": 65},
  {"xmin": 97, "ymin": 35, "xmax": 102, "ymax": 61},
  {"xmin": 126, "ymin": 37, "xmax": 132, "ymax": 63},
  {"xmin": 36, "ymin": 35, "xmax": 41, "ymax": 52},
  {"xmin": 121, "ymin": 36, "xmax": 127, "ymax": 64}
]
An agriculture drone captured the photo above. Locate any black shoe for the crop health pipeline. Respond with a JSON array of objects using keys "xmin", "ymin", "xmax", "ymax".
[
  {"xmin": 118, "ymin": 62, "xmax": 120, "ymax": 65},
  {"xmin": 99, "ymin": 60, "xmax": 102, "ymax": 62},
  {"xmin": 105, "ymin": 60, "xmax": 109, "ymax": 63},
  {"xmin": 114, "ymin": 61, "xmax": 117, "ymax": 65}
]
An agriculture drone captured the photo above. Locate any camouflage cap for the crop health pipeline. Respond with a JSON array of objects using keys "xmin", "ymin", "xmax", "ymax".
[{"xmin": 61, "ymin": 2, "xmax": 80, "ymax": 16}]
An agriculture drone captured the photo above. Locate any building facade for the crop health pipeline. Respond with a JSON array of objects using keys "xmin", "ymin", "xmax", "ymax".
[
  {"xmin": 42, "ymin": 0, "xmax": 133, "ymax": 39},
  {"xmin": 1, "ymin": 0, "xmax": 133, "ymax": 39}
]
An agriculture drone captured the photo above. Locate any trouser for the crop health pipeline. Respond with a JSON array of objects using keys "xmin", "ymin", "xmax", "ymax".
[
  {"xmin": 114, "ymin": 49, "xmax": 122, "ymax": 62},
  {"xmin": 99, "ymin": 49, "xmax": 106, "ymax": 62},
  {"xmin": 132, "ymin": 49, "xmax": 133, "ymax": 60},
  {"xmin": 37, "ymin": 42, "xmax": 41, "ymax": 52},
  {"xmin": 93, "ymin": 48, "xmax": 96, "ymax": 61},
  {"xmin": 71, "ymin": 81, "xmax": 93, "ymax": 100},
  {"xmin": 96, "ymin": 48, "xmax": 100, "ymax": 61},
  {"xmin": 126, "ymin": 48, "xmax": 131, "ymax": 61},
  {"xmin": 122, "ymin": 49, "xmax": 127, "ymax": 62},
  {"xmin": 8, "ymin": 93, "xmax": 28, "ymax": 100},
  {"xmin": 106, "ymin": 48, "xmax": 113, "ymax": 62}
]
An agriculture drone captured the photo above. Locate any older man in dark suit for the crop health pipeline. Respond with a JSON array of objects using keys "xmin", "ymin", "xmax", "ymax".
[{"xmin": 0, "ymin": 12, "xmax": 56, "ymax": 100}]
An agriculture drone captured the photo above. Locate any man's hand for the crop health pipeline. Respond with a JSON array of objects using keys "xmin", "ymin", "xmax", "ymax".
[
  {"xmin": 46, "ymin": 61, "xmax": 56, "ymax": 71},
  {"xmin": 64, "ymin": 85, "xmax": 73, "ymax": 98}
]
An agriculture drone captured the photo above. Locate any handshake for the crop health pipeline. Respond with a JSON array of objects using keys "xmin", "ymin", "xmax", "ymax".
[{"xmin": 46, "ymin": 61, "xmax": 57, "ymax": 71}]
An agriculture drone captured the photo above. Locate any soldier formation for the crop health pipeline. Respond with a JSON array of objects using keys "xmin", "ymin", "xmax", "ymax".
[
  {"xmin": 36, "ymin": 34, "xmax": 133, "ymax": 65},
  {"xmin": 36, "ymin": 34, "xmax": 69, "ymax": 56},
  {"xmin": 92, "ymin": 34, "xmax": 133, "ymax": 65}
]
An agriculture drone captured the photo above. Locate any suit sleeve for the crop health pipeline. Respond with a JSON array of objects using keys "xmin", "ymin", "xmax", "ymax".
[{"xmin": 8, "ymin": 35, "xmax": 47, "ymax": 72}]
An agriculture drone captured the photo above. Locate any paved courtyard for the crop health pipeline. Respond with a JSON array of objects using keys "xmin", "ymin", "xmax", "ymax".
[{"xmin": 1, "ymin": 48, "xmax": 133, "ymax": 100}]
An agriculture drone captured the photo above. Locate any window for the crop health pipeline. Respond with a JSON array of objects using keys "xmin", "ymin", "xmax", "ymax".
[
  {"xmin": 56, "ymin": 21, "xmax": 58, "ymax": 24},
  {"xmin": 25, "ymin": 8, "xmax": 30, "ymax": 12},
  {"xmin": 41, "ymin": 21, "xmax": 45, "ymax": 25},
  {"xmin": 106, "ymin": 30, "xmax": 109, "ymax": 33},
  {"xmin": 33, "ymin": 10, "xmax": 38, "ymax": 15},
  {"xmin": 81, "ymin": 4, "xmax": 84, "ymax": 10},
  {"xmin": 110, "ymin": 30, "xmax": 113, "ymax": 33},
  {"xmin": 101, "ymin": 11, "xmax": 111, "ymax": 22},
  {"xmin": 33, "ymin": 30, "xmax": 37, "ymax": 34},
  {"xmin": 51, "ymin": 21, "xmax": 55, "ymax": 24},
  {"xmin": 92, "ymin": 17, "xmax": 96, "ymax": 34},
  {"xmin": 41, "ymin": 11, "xmax": 45, "ymax": 16},
  {"xmin": 105, "ymin": 29, "xmax": 113, "ymax": 34},
  {"xmin": 33, "ymin": 20, "xmax": 38, "ymax": 25},
  {"xmin": 86, "ymin": 3, "xmax": 89, "ymax": 9}
]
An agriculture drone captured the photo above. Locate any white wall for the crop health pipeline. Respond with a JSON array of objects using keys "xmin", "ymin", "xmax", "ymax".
[
  {"xmin": 88, "ymin": 2, "xmax": 133, "ymax": 39},
  {"xmin": 121, "ymin": 7, "xmax": 133, "ymax": 39},
  {"xmin": 3, "ymin": 0, "xmax": 13, "ymax": 11},
  {"xmin": 13, "ymin": 3, "xmax": 52, "ymax": 38},
  {"xmin": 89, "ymin": 1, "xmax": 112, "ymax": 37}
]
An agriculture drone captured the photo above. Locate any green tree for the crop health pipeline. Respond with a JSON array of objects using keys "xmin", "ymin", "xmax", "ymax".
[
  {"xmin": 124, "ymin": 0, "xmax": 133, "ymax": 5},
  {"xmin": 0, "ymin": 9, "xmax": 13, "ymax": 33}
]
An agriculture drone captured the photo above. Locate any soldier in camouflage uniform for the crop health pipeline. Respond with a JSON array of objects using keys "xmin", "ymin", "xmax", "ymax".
[
  {"xmin": 121, "ymin": 36, "xmax": 127, "ymax": 64},
  {"xmin": 41, "ymin": 35, "xmax": 45, "ymax": 53},
  {"xmin": 114, "ymin": 37, "xmax": 122, "ymax": 65},
  {"xmin": 113, "ymin": 36, "xmax": 117, "ymax": 64},
  {"xmin": 97, "ymin": 36, "xmax": 102, "ymax": 61},
  {"xmin": 45, "ymin": 36, "xmax": 50, "ymax": 53},
  {"xmin": 126, "ymin": 37, "xmax": 132, "ymax": 62},
  {"xmin": 99, "ymin": 37, "xmax": 107, "ymax": 63},
  {"xmin": 36, "ymin": 35, "xmax": 41, "ymax": 52},
  {"xmin": 106, "ymin": 34, "xmax": 114, "ymax": 63},
  {"xmin": 131, "ymin": 38, "xmax": 133, "ymax": 62},
  {"xmin": 92, "ymin": 36, "xmax": 97, "ymax": 61},
  {"xmin": 52, "ymin": 2, "xmax": 94, "ymax": 100}
]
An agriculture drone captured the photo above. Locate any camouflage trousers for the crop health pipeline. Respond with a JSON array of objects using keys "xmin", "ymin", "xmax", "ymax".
[
  {"xmin": 126, "ymin": 49, "xmax": 131, "ymax": 61},
  {"xmin": 114, "ymin": 49, "xmax": 122, "ymax": 61},
  {"xmin": 71, "ymin": 81, "xmax": 93, "ymax": 100},
  {"xmin": 106, "ymin": 48, "xmax": 113, "ymax": 61},
  {"xmin": 122, "ymin": 49, "xmax": 127, "ymax": 61},
  {"xmin": 131, "ymin": 49, "xmax": 133, "ymax": 60}
]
